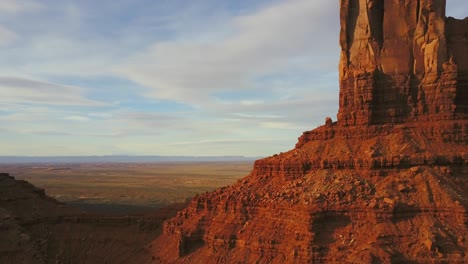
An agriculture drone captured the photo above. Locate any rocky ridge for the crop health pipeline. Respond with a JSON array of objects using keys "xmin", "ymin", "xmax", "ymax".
[
  {"xmin": 152, "ymin": 130, "xmax": 467, "ymax": 263},
  {"xmin": 0, "ymin": 173, "xmax": 180, "ymax": 264},
  {"xmin": 151, "ymin": 1, "xmax": 468, "ymax": 263}
]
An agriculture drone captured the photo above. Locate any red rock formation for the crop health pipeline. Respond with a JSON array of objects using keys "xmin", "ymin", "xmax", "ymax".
[
  {"xmin": 338, "ymin": 0, "xmax": 467, "ymax": 126},
  {"xmin": 151, "ymin": 1, "xmax": 468, "ymax": 263},
  {"xmin": 152, "ymin": 129, "xmax": 468, "ymax": 263}
]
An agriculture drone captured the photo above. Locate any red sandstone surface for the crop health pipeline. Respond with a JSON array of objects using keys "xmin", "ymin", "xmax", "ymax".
[
  {"xmin": 338, "ymin": 0, "xmax": 467, "ymax": 125},
  {"xmin": 152, "ymin": 129, "xmax": 467, "ymax": 263},
  {"xmin": 150, "ymin": 1, "xmax": 468, "ymax": 263}
]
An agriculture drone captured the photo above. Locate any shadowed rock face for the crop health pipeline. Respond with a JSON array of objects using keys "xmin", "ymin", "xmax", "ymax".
[
  {"xmin": 338, "ymin": 0, "xmax": 468, "ymax": 126},
  {"xmin": 151, "ymin": 1, "xmax": 468, "ymax": 263},
  {"xmin": 0, "ymin": 173, "xmax": 181, "ymax": 264}
]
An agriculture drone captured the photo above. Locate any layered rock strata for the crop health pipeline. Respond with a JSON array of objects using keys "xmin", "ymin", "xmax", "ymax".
[
  {"xmin": 152, "ymin": 130, "xmax": 468, "ymax": 263},
  {"xmin": 151, "ymin": 1, "xmax": 468, "ymax": 263}
]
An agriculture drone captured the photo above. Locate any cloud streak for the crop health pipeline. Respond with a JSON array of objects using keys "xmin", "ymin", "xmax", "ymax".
[
  {"xmin": 115, "ymin": 0, "xmax": 339, "ymax": 105},
  {"xmin": 0, "ymin": 0, "xmax": 463, "ymax": 156},
  {"xmin": 0, "ymin": 77, "xmax": 104, "ymax": 106},
  {"xmin": 0, "ymin": 0, "xmax": 341, "ymax": 156},
  {"xmin": 0, "ymin": 0, "xmax": 42, "ymax": 14}
]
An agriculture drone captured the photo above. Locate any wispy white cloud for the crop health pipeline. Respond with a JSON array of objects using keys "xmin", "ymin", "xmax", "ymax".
[
  {"xmin": 64, "ymin": 115, "xmax": 90, "ymax": 122},
  {"xmin": 0, "ymin": 0, "xmax": 349, "ymax": 156},
  {"xmin": 114, "ymin": 0, "xmax": 339, "ymax": 105},
  {"xmin": 231, "ymin": 113, "xmax": 284, "ymax": 119},
  {"xmin": 0, "ymin": 0, "xmax": 42, "ymax": 14},
  {"xmin": 0, "ymin": 76, "xmax": 104, "ymax": 106},
  {"xmin": 239, "ymin": 100, "xmax": 264, "ymax": 106},
  {"xmin": 260, "ymin": 121, "xmax": 301, "ymax": 130}
]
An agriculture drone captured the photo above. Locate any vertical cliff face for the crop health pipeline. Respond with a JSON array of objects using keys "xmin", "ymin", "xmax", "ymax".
[
  {"xmin": 338, "ymin": 0, "xmax": 467, "ymax": 126},
  {"xmin": 151, "ymin": 1, "xmax": 468, "ymax": 263},
  {"xmin": 447, "ymin": 16, "xmax": 468, "ymax": 114}
]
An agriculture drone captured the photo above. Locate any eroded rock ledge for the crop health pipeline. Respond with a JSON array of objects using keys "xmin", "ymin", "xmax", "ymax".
[{"xmin": 150, "ymin": 1, "xmax": 468, "ymax": 263}]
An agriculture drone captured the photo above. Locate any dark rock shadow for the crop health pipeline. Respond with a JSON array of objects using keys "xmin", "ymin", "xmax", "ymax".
[{"xmin": 311, "ymin": 212, "xmax": 351, "ymax": 261}]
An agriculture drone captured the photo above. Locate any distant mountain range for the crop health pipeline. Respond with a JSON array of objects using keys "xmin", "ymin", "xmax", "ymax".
[{"xmin": 0, "ymin": 155, "xmax": 259, "ymax": 164}]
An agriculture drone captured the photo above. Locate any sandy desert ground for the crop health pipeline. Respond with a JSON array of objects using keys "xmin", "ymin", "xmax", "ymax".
[{"xmin": 0, "ymin": 162, "xmax": 252, "ymax": 213}]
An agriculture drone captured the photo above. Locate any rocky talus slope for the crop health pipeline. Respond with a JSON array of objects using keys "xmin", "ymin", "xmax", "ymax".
[
  {"xmin": 152, "ymin": 126, "xmax": 467, "ymax": 263},
  {"xmin": 151, "ymin": 1, "xmax": 468, "ymax": 263}
]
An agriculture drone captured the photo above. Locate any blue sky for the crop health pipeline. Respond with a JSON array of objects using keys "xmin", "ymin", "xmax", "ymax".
[{"xmin": 0, "ymin": 0, "xmax": 466, "ymax": 157}]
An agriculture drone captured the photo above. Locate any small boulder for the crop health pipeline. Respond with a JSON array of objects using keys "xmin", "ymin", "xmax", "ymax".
[
  {"xmin": 410, "ymin": 166, "xmax": 421, "ymax": 173},
  {"xmin": 383, "ymin": 198, "xmax": 394, "ymax": 205},
  {"xmin": 424, "ymin": 238, "xmax": 435, "ymax": 251}
]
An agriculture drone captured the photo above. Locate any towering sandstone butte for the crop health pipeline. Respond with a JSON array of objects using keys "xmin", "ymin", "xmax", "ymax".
[
  {"xmin": 151, "ymin": 1, "xmax": 468, "ymax": 263},
  {"xmin": 338, "ymin": 0, "xmax": 468, "ymax": 126}
]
